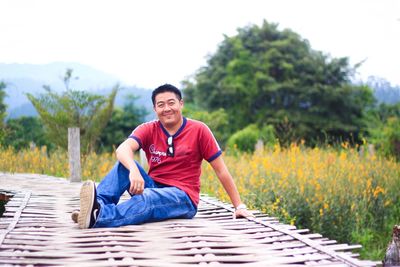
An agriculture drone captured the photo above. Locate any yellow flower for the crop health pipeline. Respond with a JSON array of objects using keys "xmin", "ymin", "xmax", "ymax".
[
  {"xmin": 373, "ymin": 186, "xmax": 385, "ymax": 198},
  {"xmin": 384, "ymin": 200, "xmax": 392, "ymax": 207}
]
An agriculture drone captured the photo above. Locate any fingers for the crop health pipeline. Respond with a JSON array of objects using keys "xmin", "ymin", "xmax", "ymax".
[
  {"xmin": 134, "ymin": 183, "xmax": 144, "ymax": 194},
  {"xmin": 129, "ymin": 185, "xmax": 142, "ymax": 195},
  {"xmin": 128, "ymin": 170, "xmax": 145, "ymax": 195},
  {"xmin": 234, "ymin": 209, "xmax": 254, "ymax": 219},
  {"xmin": 129, "ymin": 179, "xmax": 145, "ymax": 195},
  {"xmin": 130, "ymin": 183, "xmax": 144, "ymax": 195}
]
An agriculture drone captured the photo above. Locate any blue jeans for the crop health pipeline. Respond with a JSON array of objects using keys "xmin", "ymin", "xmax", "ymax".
[{"xmin": 92, "ymin": 161, "xmax": 197, "ymax": 228}]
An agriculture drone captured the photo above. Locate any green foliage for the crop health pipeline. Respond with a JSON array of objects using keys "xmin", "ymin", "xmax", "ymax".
[
  {"xmin": 366, "ymin": 102, "xmax": 400, "ymax": 160},
  {"xmin": 227, "ymin": 124, "xmax": 259, "ymax": 152},
  {"xmin": 380, "ymin": 117, "xmax": 400, "ymax": 160},
  {"xmin": 227, "ymin": 124, "xmax": 277, "ymax": 152},
  {"xmin": 99, "ymin": 94, "xmax": 148, "ymax": 152},
  {"xmin": 375, "ymin": 102, "xmax": 400, "ymax": 121},
  {"xmin": 183, "ymin": 104, "xmax": 230, "ymax": 146},
  {"xmin": 3, "ymin": 116, "xmax": 54, "ymax": 150},
  {"xmin": 0, "ymin": 82, "xmax": 7, "ymax": 143},
  {"xmin": 0, "ymin": 82, "xmax": 6, "ymax": 125},
  {"xmin": 351, "ymin": 228, "xmax": 389, "ymax": 260},
  {"xmin": 260, "ymin": 124, "xmax": 277, "ymax": 146},
  {"xmin": 183, "ymin": 20, "xmax": 374, "ymax": 146},
  {"xmin": 26, "ymin": 69, "xmax": 118, "ymax": 154}
]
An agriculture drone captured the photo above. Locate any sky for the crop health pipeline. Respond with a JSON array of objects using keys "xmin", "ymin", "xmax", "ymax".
[{"xmin": 0, "ymin": 0, "xmax": 399, "ymax": 89}]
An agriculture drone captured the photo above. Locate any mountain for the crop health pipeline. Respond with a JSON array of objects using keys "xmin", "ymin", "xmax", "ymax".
[
  {"xmin": 366, "ymin": 76, "xmax": 400, "ymax": 105},
  {"xmin": 0, "ymin": 62, "xmax": 153, "ymax": 118},
  {"xmin": 0, "ymin": 62, "xmax": 120, "ymax": 90}
]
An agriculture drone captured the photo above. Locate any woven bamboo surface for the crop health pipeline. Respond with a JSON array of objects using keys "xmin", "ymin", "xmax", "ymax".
[{"xmin": 0, "ymin": 173, "xmax": 379, "ymax": 266}]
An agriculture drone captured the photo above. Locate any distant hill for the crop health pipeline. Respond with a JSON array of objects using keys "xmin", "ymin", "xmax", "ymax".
[
  {"xmin": 367, "ymin": 76, "xmax": 400, "ymax": 105},
  {"xmin": 0, "ymin": 62, "xmax": 120, "ymax": 89},
  {"xmin": 0, "ymin": 62, "xmax": 153, "ymax": 119}
]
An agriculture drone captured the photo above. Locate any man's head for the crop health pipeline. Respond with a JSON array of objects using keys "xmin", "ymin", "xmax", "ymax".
[
  {"xmin": 151, "ymin": 84, "xmax": 182, "ymax": 106},
  {"xmin": 152, "ymin": 84, "xmax": 184, "ymax": 129}
]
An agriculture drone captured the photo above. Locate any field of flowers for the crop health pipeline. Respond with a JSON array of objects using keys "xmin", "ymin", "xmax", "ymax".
[
  {"xmin": 0, "ymin": 146, "xmax": 116, "ymax": 181},
  {"xmin": 202, "ymin": 143, "xmax": 400, "ymax": 260},
  {"xmin": 0, "ymin": 143, "xmax": 399, "ymax": 260}
]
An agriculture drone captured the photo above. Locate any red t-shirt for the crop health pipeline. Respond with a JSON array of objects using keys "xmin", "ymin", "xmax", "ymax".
[{"xmin": 129, "ymin": 117, "xmax": 222, "ymax": 206}]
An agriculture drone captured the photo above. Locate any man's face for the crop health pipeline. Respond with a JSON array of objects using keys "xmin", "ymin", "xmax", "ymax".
[{"xmin": 154, "ymin": 92, "xmax": 183, "ymax": 128}]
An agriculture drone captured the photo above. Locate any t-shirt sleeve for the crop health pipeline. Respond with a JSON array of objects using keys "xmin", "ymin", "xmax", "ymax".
[
  {"xmin": 199, "ymin": 123, "xmax": 222, "ymax": 162},
  {"xmin": 128, "ymin": 122, "xmax": 152, "ymax": 149}
]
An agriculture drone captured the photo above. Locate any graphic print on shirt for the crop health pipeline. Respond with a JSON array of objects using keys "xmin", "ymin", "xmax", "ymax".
[{"xmin": 149, "ymin": 144, "xmax": 166, "ymax": 164}]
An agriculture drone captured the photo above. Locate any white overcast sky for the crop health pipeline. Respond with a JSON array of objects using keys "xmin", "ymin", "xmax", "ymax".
[{"xmin": 1, "ymin": 0, "xmax": 399, "ymax": 89}]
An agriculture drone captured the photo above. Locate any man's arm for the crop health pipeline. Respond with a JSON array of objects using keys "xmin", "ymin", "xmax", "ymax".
[
  {"xmin": 115, "ymin": 138, "xmax": 145, "ymax": 195},
  {"xmin": 210, "ymin": 156, "xmax": 254, "ymax": 218}
]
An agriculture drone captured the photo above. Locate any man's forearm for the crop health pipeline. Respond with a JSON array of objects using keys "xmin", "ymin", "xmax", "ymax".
[
  {"xmin": 218, "ymin": 172, "xmax": 243, "ymax": 208},
  {"xmin": 116, "ymin": 140, "xmax": 137, "ymax": 172},
  {"xmin": 211, "ymin": 157, "xmax": 243, "ymax": 208}
]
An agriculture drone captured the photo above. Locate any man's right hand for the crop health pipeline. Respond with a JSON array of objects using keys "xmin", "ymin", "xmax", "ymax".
[
  {"xmin": 116, "ymin": 138, "xmax": 144, "ymax": 195},
  {"xmin": 129, "ymin": 171, "xmax": 145, "ymax": 195}
]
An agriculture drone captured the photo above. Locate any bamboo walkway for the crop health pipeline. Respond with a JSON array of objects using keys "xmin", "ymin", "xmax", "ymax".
[{"xmin": 0, "ymin": 173, "xmax": 379, "ymax": 266}]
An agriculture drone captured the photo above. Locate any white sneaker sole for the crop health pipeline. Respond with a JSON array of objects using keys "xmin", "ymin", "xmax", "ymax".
[{"xmin": 78, "ymin": 181, "xmax": 95, "ymax": 229}]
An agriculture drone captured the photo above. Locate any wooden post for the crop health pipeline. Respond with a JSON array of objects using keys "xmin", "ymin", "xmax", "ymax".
[
  {"xmin": 68, "ymin": 127, "xmax": 81, "ymax": 182},
  {"xmin": 384, "ymin": 225, "xmax": 400, "ymax": 266},
  {"xmin": 255, "ymin": 139, "xmax": 264, "ymax": 153}
]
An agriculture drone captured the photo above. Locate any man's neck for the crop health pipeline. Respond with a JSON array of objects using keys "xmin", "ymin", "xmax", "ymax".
[{"xmin": 163, "ymin": 117, "xmax": 184, "ymax": 135}]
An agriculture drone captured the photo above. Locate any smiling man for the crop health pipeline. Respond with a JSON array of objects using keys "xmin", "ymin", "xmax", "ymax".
[{"xmin": 77, "ymin": 83, "xmax": 253, "ymax": 229}]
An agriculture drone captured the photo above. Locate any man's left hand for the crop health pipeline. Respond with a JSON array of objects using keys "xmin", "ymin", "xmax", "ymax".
[{"xmin": 233, "ymin": 208, "xmax": 254, "ymax": 219}]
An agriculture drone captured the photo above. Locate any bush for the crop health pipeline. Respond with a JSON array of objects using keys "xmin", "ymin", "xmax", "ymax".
[
  {"xmin": 260, "ymin": 124, "xmax": 278, "ymax": 147},
  {"xmin": 227, "ymin": 124, "xmax": 277, "ymax": 152},
  {"xmin": 382, "ymin": 117, "xmax": 400, "ymax": 160},
  {"xmin": 183, "ymin": 105, "xmax": 230, "ymax": 147},
  {"xmin": 370, "ymin": 117, "xmax": 400, "ymax": 161}
]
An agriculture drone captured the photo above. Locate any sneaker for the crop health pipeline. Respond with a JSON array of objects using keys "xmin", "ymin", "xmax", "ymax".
[
  {"xmin": 71, "ymin": 209, "xmax": 79, "ymax": 223},
  {"xmin": 78, "ymin": 180, "xmax": 100, "ymax": 229}
]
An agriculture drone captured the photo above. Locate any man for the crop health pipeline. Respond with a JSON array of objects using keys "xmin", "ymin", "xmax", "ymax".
[{"xmin": 77, "ymin": 84, "xmax": 253, "ymax": 229}]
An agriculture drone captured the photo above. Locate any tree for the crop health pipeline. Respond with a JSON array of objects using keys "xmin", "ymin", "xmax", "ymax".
[
  {"xmin": 183, "ymin": 103, "xmax": 229, "ymax": 146},
  {"xmin": 0, "ymin": 82, "xmax": 7, "ymax": 144},
  {"xmin": 183, "ymin": 20, "xmax": 374, "ymax": 145},
  {"xmin": 99, "ymin": 94, "xmax": 148, "ymax": 152},
  {"xmin": 3, "ymin": 116, "xmax": 53, "ymax": 150},
  {"xmin": 369, "ymin": 116, "xmax": 400, "ymax": 161},
  {"xmin": 27, "ymin": 69, "xmax": 118, "ymax": 154},
  {"xmin": 370, "ymin": 102, "xmax": 400, "ymax": 123},
  {"xmin": 227, "ymin": 123, "xmax": 277, "ymax": 153},
  {"xmin": 0, "ymin": 82, "xmax": 6, "ymax": 124},
  {"xmin": 366, "ymin": 102, "xmax": 400, "ymax": 160}
]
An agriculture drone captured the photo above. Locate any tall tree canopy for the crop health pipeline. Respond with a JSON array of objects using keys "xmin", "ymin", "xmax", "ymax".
[
  {"xmin": 3, "ymin": 116, "xmax": 52, "ymax": 150},
  {"xmin": 99, "ymin": 94, "xmax": 148, "ymax": 152},
  {"xmin": 184, "ymin": 20, "xmax": 374, "ymax": 145},
  {"xmin": 0, "ymin": 82, "xmax": 7, "ymax": 144},
  {"xmin": 27, "ymin": 69, "xmax": 118, "ymax": 153},
  {"xmin": 0, "ymin": 82, "xmax": 6, "ymax": 127}
]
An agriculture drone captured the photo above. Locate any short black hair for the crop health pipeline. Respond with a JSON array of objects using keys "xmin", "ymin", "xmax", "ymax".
[{"xmin": 151, "ymin": 84, "xmax": 182, "ymax": 106}]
